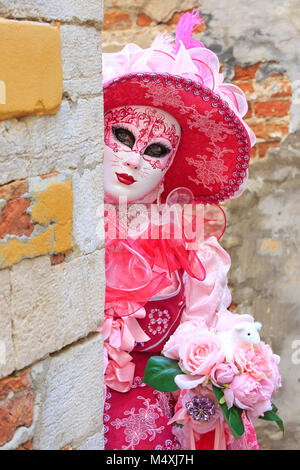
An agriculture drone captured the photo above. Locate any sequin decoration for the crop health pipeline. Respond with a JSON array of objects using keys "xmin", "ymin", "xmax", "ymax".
[{"xmin": 185, "ymin": 396, "xmax": 216, "ymax": 422}]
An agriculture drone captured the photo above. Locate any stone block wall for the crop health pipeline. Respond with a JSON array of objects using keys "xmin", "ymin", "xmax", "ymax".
[
  {"xmin": 102, "ymin": 0, "xmax": 300, "ymax": 450},
  {"xmin": 0, "ymin": 1, "xmax": 105, "ymax": 450}
]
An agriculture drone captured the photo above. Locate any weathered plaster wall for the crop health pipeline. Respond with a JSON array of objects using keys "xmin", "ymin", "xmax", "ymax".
[
  {"xmin": 225, "ymin": 133, "xmax": 300, "ymax": 450},
  {"xmin": 0, "ymin": 1, "xmax": 104, "ymax": 450},
  {"xmin": 102, "ymin": 0, "xmax": 300, "ymax": 450}
]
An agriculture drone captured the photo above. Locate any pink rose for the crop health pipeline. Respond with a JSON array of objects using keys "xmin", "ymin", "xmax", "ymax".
[
  {"xmin": 174, "ymin": 331, "xmax": 225, "ymax": 389},
  {"xmin": 179, "ymin": 331, "xmax": 225, "ymax": 376},
  {"xmin": 163, "ymin": 319, "xmax": 208, "ymax": 360},
  {"xmin": 211, "ymin": 362, "xmax": 238, "ymax": 386},
  {"xmin": 234, "ymin": 341, "xmax": 280, "ymax": 383},
  {"xmin": 225, "ymin": 374, "xmax": 273, "ymax": 420}
]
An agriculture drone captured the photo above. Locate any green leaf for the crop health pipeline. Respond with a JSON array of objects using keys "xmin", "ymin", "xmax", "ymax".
[
  {"xmin": 142, "ymin": 356, "xmax": 182, "ymax": 392},
  {"xmin": 213, "ymin": 385, "xmax": 223, "ymax": 401},
  {"xmin": 272, "ymin": 403, "xmax": 279, "ymax": 413},
  {"xmin": 259, "ymin": 405, "xmax": 284, "ymax": 433},
  {"xmin": 228, "ymin": 406, "xmax": 245, "ymax": 439},
  {"xmin": 172, "ymin": 422, "xmax": 184, "ymax": 428},
  {"xmin": 212, "ymin": 385, "xmax": 245, "ymax": 440}
]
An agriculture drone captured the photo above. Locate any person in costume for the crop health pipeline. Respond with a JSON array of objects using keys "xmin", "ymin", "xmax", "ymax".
[{"xmin": 99, "ymin": 10, "xmax": 271, "ymax": 450}]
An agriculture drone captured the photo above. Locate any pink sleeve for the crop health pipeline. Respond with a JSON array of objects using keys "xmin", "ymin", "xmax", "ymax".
[{"xmin": 181, "ymin": 236, "xmax": 232, "ymax": 327}]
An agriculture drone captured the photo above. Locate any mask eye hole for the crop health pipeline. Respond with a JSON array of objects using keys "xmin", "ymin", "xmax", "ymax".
[
  {"xmin": 113, "ymin": 126, "xmax": 135, "ymax": 149},
  {"xmin": 144, "ymin": 143, "xmax": 171, "ymax": 158}
]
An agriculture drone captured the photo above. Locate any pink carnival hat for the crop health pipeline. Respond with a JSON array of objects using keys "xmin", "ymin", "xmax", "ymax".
[{"xmin": 103, "ymin": 10, "xmax": 256, "ymax": 204}]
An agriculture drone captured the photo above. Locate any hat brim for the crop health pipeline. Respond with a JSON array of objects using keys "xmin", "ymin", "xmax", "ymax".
[{"xmin": 103, "ymin": 72, "xmax": 251, "ymax": 203}]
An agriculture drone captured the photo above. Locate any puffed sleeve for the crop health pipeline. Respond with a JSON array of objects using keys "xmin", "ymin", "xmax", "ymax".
[{"xmin": 181, "ymin": 236, "xmax": 232, "ymax": 327}]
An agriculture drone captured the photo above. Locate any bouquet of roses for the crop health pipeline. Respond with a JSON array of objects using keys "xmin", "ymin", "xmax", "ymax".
[{"xmin": 143, "ymin": 318, "xmax": 283, "ymax": 446}]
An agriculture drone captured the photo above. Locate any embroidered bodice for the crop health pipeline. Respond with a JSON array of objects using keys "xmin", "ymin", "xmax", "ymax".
[{"xmin": 134, "ymin": 269, "xmax": 185, "ymax": 353}]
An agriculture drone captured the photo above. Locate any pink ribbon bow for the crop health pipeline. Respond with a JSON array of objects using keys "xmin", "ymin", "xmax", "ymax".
[
  {"xmin": 98, "ymin": 307, "xmax": 151, "ymax": 352},
  {"xmin": 104, "ymin": 343, "xmax": 135, "ymax": 393}
]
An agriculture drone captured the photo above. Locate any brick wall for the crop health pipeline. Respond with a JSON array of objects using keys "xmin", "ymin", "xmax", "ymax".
[
  {"xmin": 0, "ymin": 0, "xmax": 105, "ymax": 450},
  {"xmin": 232, "ymin": 64, "xmax": 291, "ymax": 158},
  {"xmin": 0, "ymin": 368, "xmax": 34, "ymax": 448}
]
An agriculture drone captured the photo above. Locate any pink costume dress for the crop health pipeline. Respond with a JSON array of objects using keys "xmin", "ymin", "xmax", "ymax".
[{"xmin": 101, "ymin": 235, "xmax": 260, "ymax": 450}]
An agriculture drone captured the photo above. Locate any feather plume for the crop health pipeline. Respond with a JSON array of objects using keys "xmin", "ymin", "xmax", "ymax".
[
  {"xmin": 151, "ymin": 33, "xmax": 174, "ymax": 54},
  {"xmin": 175, "ymin": 9, "xmax": 205, "ymax": 52}
]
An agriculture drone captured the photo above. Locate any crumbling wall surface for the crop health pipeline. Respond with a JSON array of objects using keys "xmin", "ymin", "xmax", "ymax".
[
  {"xmin": 225, "ymin": 133, "xmax": 300, "ymax": 450},
  {"xmin": 0, "ymin": 1, "xmax": 105, "ymax": 450},
  {"xmin": 102, "ymin": 0, "xmax": 300, "ymax": 450}
]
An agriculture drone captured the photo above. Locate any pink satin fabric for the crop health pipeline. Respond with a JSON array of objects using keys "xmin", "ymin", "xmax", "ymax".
[
  {"xmin": 182, "ymin": 236, "xmax": 232, "ymax": 326},
  {"xmin": 182, "ymin": 236, "xmax": 253, "ymax": 332},
  {"xmin": 104, "ymin": 347, "xmax": 135, "ymax": 393}
]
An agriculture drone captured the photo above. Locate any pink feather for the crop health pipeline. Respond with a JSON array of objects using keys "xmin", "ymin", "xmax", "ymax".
[
  {"xmin": 175, "ymin": 9, "xmax": 205, "ymax": 52},
  {"xmin": 151, "ymin": 33, "xmax": 174, "ymax": 54}
]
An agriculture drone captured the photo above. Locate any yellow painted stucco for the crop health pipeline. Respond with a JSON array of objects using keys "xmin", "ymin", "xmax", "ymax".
[
  {"xmin": 260, "ymin": 238, "xmax": 279, "ymax": 253},
  {"xmin": 0, "ymin": 228, "xmax": 54, "ymax": 269},
  {"xmin": 0, "ymin": 180, "xmax": 73, "ymax": 269},
  {"xmin": 31, "ymin": 180, "xmax": 73, "ymax": 254},
  {"xmin": 0, "ymin": 18, "xmax": 62, "ymax": 121}
]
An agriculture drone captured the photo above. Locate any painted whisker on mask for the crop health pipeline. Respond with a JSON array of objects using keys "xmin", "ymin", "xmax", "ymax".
[
  {"xmin": 139, "ymin": 167, "xmax": 153, "ymax": 174},
  {"xmin": 112, "ymin": 153, "xmax": 123, "ymax": 161}
]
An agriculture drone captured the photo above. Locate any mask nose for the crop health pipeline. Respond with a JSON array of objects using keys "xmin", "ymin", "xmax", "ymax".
[{"xmin": 123, "ymin": 152, "xmax": 141, "ymax": 170}]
